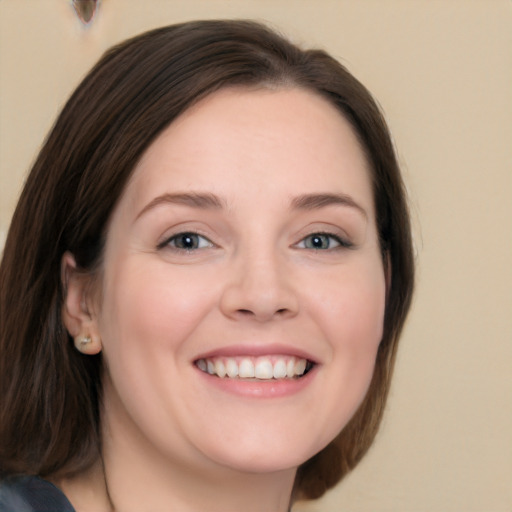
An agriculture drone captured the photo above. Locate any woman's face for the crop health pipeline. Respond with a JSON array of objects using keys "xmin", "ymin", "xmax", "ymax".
[{"xmin": 91, "ymin": 87, "xmax": 386, "ymax": 474}]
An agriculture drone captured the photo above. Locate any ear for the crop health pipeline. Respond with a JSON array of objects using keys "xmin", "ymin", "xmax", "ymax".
[{"xmin": 61, "ymin": 252, "xmax": 102, "ymax": 355}]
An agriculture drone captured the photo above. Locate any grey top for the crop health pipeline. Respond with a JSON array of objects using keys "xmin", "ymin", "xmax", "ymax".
[{"xmin": 0, "ymin": 476, "xmax": 75, "ymax": 512}]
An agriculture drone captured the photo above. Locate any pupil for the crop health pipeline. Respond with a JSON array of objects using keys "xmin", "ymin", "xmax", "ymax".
[
  {"xmin": 179, "ymin": 234, "xmax": 196, "ymax": 249},
  {"xmin": 312, "ymin": 235, "xmax": 327, "ymax": 248}
]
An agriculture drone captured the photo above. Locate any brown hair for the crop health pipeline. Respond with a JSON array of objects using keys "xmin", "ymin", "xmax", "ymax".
[{"xmin": 0, "ymin": 20, "xmax": 414, "ymax": 500}]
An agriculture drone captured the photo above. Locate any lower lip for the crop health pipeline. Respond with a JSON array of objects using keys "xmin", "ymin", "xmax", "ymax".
[{"xmin": 195, "ymin": 365, "xmax": 318, "ymax": 398}]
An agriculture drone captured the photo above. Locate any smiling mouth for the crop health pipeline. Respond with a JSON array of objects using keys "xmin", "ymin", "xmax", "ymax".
[{"xmin": 195, "ymin": 355, "xmax": 315, "ymax": 380}]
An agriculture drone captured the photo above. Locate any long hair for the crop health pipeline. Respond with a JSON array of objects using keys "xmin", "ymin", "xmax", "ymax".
[{"xmin": 0, "ymin": 19, "xmax": 414, "ymax": 499}]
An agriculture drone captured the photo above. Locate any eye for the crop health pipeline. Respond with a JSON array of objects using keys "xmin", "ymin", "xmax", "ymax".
[
  {"xmin": 297, "ymin": 233, "xmax": 351, "ymax": 250},
  {"xmin": 160, "ymin": 232, "xmax": 213, "ymax": 251}
]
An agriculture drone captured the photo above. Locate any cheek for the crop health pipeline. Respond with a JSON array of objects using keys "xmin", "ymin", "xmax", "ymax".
[
  {"xmin": 338, "ymin": 282, "xmax": 385, "ymax": 351},
  {"xmin": 96, "ymin": 262, "xmax": 220, "ymax": 442},
  {"xmin": 337, "ymin": 278, "xmax": 385, "ymax": 376},
  {"xmin": 95, "ymin": 261, "xmax": 222, "ymax": 420},
  {"xmin": 312, "ymin": 261, "xmax": 386, "ymax": 409},
  {"xmin": 99, "ymin": 261, "xmax": 216, "ymax": 353},
  {"xmin": 315, "ymin": 261, "xmax": 386, "ymax": 351}
]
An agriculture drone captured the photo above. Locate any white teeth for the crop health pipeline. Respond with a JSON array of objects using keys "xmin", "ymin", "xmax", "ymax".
[
  {"xmin": 225, "ymin": 358, "xmax": 239, "ymax": 378},
  {"xmin": 214, "ymin": 359, "xmax": 226, "ymax": 378},
  {"xmin": 196, "ymin": 355, "xmax": 312, "ymax": 380},
  {"xmin": 239, "ymin": 358, "xmax": 255, "ymax": 378},
  {"xmin": 286, "ymin": 359, "xmax": 295, "ymax": 378},
  {"xmin": 255, "ymin": 358, "xmax": 274, "ymax": 379},
  {"xmin": 273, "ymin": 359, "xmax": 287, "ymax": 379},
  {"xmin": 294, "ymin": 358, "xmax": 307, "ymax": 375}
]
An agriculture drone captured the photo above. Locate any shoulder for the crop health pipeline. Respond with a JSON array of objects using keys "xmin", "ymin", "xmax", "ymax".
[{"xmin": 0, "ymin": 476, "xmax": 76, "ymax": 512}]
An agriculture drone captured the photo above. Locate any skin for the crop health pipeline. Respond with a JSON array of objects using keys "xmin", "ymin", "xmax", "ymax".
[{"xmin": 62, "ymin": 87, "xmax": 387, "ymax": 512}]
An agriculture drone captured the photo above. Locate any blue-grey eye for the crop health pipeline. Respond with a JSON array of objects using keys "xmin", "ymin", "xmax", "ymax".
[
  {"xmin": 299, "ymin": 233, "xmax": 343, "ymax": 250},
  {"xmin": 166, "ymin": 233, "xmax": 212, "ymax": 250}
]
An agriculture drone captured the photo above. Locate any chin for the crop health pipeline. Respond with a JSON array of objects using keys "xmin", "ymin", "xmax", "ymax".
[{"xmin": 200, "ymin": 434, "xmax": 331, "ymax": 475}]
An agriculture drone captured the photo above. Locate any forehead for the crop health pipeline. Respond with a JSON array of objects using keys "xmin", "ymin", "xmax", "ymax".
[{"xmin": 124, "ymin": 87, "xmax": 374, "ymax": 216}]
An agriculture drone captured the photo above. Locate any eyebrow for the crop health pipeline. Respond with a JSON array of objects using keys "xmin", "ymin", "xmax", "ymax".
[
  {"xmin": 290, "ymin": 193, "xmax": 368, "ymax": 219},
  {"xmin": 136, "ymin": 191, "xmax": 367, "ymax": 220},
  {"xmin": 136, "ymin": 192, "xmax": 225, "ymax": 219}
]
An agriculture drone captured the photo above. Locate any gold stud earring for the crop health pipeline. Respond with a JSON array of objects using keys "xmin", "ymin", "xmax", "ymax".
[{"xmin": 74, "ymin": 335, "xmax": 92, "ymax": 352}]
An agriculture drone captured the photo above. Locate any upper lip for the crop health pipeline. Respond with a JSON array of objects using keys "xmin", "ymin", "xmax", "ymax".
[{"xmin": 193, "ymin": 343, "xmax": 320, "ymax": 364}]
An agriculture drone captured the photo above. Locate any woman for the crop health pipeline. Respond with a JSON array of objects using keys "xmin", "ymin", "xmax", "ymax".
[{"xmin": 0, "ymin": 20, "xmax": 414, "ymax": 511}]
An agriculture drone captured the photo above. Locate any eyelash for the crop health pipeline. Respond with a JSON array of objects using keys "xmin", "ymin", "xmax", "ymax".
[
  {"xmin": 157, "ymin": 232, "xmax": 214, "ymax": 251},
  {"xmin": 158, "ymin": 231, "xmax": 352, "ymax": 252},
  {"xmin": 295, "ymin": 232, "xmax": 353, "ymax": 251}
]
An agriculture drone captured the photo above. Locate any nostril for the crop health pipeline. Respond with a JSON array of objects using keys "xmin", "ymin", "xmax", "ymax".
[
  {"xmin": 234, "ymin": 307, "xmax": 291, "ymax": 320},
  {"xmin": 222, "ymin": 279, "xmax": 299, "ymax": 321}
]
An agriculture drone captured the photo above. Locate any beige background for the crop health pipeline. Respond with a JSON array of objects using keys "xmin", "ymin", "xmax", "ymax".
[{"xmin": 1, "ymin": 1, "xmax": 511, "ymax": 510}]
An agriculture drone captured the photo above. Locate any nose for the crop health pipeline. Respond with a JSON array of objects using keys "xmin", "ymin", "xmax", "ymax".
[{"xmin": 220, "ymin": 249, "xmax": 299, "ymax": 322}]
